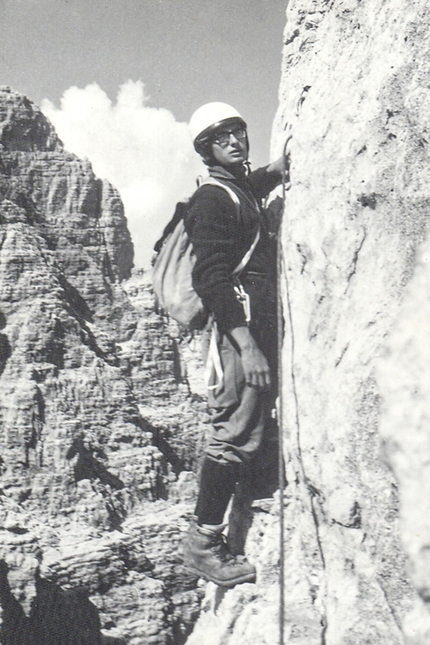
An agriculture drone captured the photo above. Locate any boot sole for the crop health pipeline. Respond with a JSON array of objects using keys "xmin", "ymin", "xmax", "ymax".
[{"xmin": 182, "ymin": 564, "xmax": 256, "ymax": 588}]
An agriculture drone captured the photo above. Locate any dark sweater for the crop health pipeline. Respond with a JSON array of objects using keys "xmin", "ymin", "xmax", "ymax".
[{"xmin": 184, "ymin": 164, "xmax": 281, "ymax": 333}]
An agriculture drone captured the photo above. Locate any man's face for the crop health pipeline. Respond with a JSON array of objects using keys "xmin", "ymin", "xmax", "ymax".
[{"xmin": 211, "ymin": 124, "xmax": 248, "ymax": 167}]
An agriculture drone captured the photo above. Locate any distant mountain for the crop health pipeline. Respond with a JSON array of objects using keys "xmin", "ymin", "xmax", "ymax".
[{"xmin": 0, "ymin": 86, "xmax": 206, "ymax": 644}]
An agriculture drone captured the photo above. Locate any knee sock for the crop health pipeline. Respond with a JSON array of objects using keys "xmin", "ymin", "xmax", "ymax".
[{"xmin": 195, "ymin": 457, "xmax": 240, "ymax": 526}]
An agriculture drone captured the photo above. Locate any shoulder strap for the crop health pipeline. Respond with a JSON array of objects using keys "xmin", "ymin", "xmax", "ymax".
[
  {"xmin": 232, "ymin": 228, "xmax": 260, "ymax": 277},
  {"xmin": 200, "ymin": 177, "xmax": 260, "ymax": 277},
  {"xmin": 200, "ymin": 177, "xmax": 240, "ymax": 208}
]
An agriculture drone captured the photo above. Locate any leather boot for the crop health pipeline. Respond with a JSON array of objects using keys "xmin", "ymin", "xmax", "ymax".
[{"xmin": 181, "ymin": 522, "xmax": 256, "ymax": 588}]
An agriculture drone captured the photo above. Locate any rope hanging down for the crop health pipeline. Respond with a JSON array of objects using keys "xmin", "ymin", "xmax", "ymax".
[
  {"xmin": 277, "ymin": 6, "xmax": 291, "ymax": 640},
  {"xmin": 277, "ymin": 134, "xmax": 291, "ymax": 645},
  {"xmin": 276, "ymin": 136, "xmax": 328, "ymax": 645}
]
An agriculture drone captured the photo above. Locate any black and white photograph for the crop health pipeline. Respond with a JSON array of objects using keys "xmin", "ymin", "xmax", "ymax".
[{"xmin": 0, "ymin": 1, "xmax": 429, "ymax": 644}]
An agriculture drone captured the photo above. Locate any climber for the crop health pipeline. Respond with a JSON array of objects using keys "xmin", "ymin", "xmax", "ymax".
[{"xmin": 181, "ymin": 102, "xmax": 290, "ymax": 587}]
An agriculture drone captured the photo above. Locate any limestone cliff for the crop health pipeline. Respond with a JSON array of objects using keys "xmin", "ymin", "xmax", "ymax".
[
  {"xmin": 0, "ymin": 86, "xmax": 206, "ymax": 645},
  {"xmin": 185, "ymin": 1, "xmax": 430, "ymax": 644}
]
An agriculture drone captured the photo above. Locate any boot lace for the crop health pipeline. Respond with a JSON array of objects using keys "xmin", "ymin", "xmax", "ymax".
[{"xmin": 211, "ymin": 534, "xmax": 247, "ymax": 565}]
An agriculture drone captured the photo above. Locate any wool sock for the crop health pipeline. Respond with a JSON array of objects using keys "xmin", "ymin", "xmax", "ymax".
[{"xmin": 195, "ymin": 457, "xmax": 240, "ymax": 526}]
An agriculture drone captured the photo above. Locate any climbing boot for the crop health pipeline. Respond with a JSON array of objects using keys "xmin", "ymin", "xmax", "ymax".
[{"xmin": 181, "ymin": 522, "xmax": 256, "ymax": 588}]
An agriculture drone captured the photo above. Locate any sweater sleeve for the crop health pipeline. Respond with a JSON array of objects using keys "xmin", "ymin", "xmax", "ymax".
[
  {"xmin": 247, "ymin": 165, "xmax": 282, "ymax": 201},
  {"xmin": 185, "ymin": 186, "xmax": 248, "ymax": 333}
]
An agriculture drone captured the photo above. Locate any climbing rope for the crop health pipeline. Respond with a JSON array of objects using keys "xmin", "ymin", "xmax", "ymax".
[
  {"xmin": 277, "ymin": 133, "xmax": 328, "ymax": 644},
  {"xmin": 277, "ymin": 4, "xmax": 291, "ymax": 638},
  {"xmin": 277, "ymin": 134, "xmax": 291, "ymax": 645}
]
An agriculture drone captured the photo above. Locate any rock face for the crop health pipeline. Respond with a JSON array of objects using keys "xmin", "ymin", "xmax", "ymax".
[
  {"xmin": 378, "ymin": 230, "xmax": 430, "ymax": 644},
  {"xmin": 185, "ymin": 1, "xmax": 430, "ymax": 644},
  {"xmin": 0, "ymin": 86, "xmax": 206, "ymax": 644}
]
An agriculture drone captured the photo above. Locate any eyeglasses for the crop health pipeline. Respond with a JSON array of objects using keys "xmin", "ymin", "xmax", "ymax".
[{"xmin": 212, "ymin": 127, "xmax": 247, "ymax": 147}]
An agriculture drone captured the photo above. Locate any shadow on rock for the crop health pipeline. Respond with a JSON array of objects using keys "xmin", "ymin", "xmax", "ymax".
[
  {"xmin": 0, "ymin": 311, "xmax": 11, "ymax": 377},
  {"xmin": 228, "ymin": 419, "xmax": 285, "ymax": 556},
  {"xmin": 0, "ymin": 561, "xmax": 103, "ymax": 645},
  {"xmin": 67, "ymin": 437, "xmax": 125, "ymax": 490}
]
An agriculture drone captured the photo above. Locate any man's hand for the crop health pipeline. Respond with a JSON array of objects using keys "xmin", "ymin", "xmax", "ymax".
[
  {"xmin": 229, "ymin": 326, "xmax": 271, "ymax": 389},
  {"xmin": 267, "ymin": 134, "xmax": 292, "ymax": 185}
]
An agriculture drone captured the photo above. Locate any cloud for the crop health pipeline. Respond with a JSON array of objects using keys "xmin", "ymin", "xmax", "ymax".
[{"xmin": 41, "ymin": 81, "xmax": 204, "ymax": 268}]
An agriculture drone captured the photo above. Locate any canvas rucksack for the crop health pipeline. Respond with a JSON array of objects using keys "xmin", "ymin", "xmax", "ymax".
[{"xmin": 152, "ymin": 177, "xmax": 259, "ymax": 329}]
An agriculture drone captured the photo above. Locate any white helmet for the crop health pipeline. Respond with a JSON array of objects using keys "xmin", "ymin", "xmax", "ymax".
[{"xmin": 189, "ymin": 102, "xmax": 246, "ymax": 145}]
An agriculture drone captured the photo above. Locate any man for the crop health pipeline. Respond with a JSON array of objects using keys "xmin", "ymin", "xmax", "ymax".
[{"xmin": 181, "ymin": 102, "xmax": 289, "ymax": 587}]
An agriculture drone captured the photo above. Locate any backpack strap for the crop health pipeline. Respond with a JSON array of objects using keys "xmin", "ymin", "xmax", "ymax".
[
  {"xmin": 200, "ymin": 176, "xmax": 241, "ymax": 209},
  {"xmin": 232, "ymin": 228, "xmax": 260, "ymax": 277},
  {"xmin": 199, "ymin": 177, "xmax": 262, "ymax": 392},
  {"xmin": 200, "ymin": 176, "xmax": 260, "ymax": 277}
]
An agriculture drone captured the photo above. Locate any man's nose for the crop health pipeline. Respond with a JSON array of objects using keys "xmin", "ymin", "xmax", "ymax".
[{"xmin": 229, "ymin": 132, "xmax": 241, "ymax": 145}]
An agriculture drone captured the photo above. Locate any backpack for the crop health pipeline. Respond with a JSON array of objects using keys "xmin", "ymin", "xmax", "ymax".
[{"xmin": 152, "ymin": 178, "xmax": 259, "ymax": 329}]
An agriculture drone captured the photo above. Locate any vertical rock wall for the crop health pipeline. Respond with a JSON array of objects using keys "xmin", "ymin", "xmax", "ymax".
[
  {"xmin": 378, "ymin": 184, "xmax": 430, "ymax": 643},
  {"xmin": 273, "ymin": 0, "xmax": 430, "ymax": 642}
]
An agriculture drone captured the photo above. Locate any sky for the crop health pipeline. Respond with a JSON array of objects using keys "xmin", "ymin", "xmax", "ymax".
[{"xmin": 0, "ymin": 0, "xmax": 287, "ymax": 267}]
